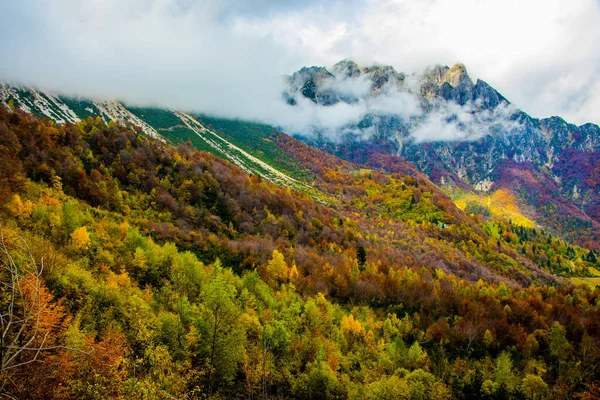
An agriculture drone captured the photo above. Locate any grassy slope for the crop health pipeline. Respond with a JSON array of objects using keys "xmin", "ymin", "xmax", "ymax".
[
  {"xmin": 125, "ymin": 107, "xmax": 315, "ymax": 184},
  {"xmin": 194, "ymin": 114, "xmax": 316, "ymax": 183}
]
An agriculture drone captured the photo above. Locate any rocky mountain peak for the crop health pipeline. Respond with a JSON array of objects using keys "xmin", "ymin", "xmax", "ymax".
[
  {"xmin": 443, "ymin": 63, "xmax": 471, "ymax": 87},
  {"xmin": 331, "ymin": 59, "xmax": 361, "ymax": 79},
  {"xmin": 423, "ymin": 65, "xmax": 451, "ymax": 85},
  {"xmin": 473, "ymin": 79, "xmax": 508, "ymax": 109},
  {"xmin": 288, "ymin": 66, "xmax": 333, "ymax": 88},
  {"xmin": 285, "ymin": 66, "xmax": 336, "ymax": 104},
  {"xmin": 361, "ymin": 64, "xmax": 405, "ymax": 92}
]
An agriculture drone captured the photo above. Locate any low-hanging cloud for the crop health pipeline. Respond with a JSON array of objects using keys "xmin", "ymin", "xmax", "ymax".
[
  {"xmin": 410, "ymin": 99, "xmax": 521, "ymax": 143},
  {"xmin": 1, "ymin": 0, "xmax": 599, "ymax": 138},
  {"xmin": 278, "ymin": 75, "xmax": 423, "ymax": 136},
  {"xmin": 279, "ymin": 69, "xmax": 522, "ymax": 144}
]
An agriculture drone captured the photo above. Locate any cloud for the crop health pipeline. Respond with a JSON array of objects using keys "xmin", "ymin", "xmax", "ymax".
[
  {"xmin": 0, "ymin": 0, "xmax": 599, "ymax": 131},
  {"xmin": 279, "ymin": 68, "xmax": 522, "ymax": 144},
  {"xmin": 0, "ymin": 0, "xmax": 303, "ymax": 122},
  {"xmin": 410, "ymin": 100, "xmax": 521, "ymax": 143},
  {"xmin": 234, "ymin": 0, "xmax": 600, "ymax": 125}
]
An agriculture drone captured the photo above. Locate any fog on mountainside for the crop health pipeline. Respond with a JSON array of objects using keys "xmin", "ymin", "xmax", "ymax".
[{"xmin": 281, "ymin": 60, "xmax": 523, "ymax": 143}]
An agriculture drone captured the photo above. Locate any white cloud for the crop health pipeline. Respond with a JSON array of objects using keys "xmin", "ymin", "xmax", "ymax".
[
  {"xmin": 0, "ymin": 0, "xmax": 599, "ymax": 128},
  {"xmin": 411, "ymin": 100, "xmax": 521, "ymax": 143},
  {"xmin": 237, "ymin": 0, "xmax": 600, "ymax": 125}
]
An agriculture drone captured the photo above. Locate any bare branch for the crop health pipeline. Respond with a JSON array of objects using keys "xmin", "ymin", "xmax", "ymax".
[{"xmin": 0, "ymin": 232, "xmax": 58, "ymax": 372}]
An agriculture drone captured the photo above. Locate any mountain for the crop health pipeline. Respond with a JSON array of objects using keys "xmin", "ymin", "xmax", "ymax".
[
  {"xmin": 0, "ymin": 83, "xmax": 321, "ymax": 194},
  {"xmin": 1, "ymin": 76, "xmax": 598, "ymax": 268},
  {"xmin": 284, "ymin": 60, "xmax": 600, "ymax": 249},
  {"xmin": 0, "ymin": 84, "xmax": 559, "ymax": 285}
]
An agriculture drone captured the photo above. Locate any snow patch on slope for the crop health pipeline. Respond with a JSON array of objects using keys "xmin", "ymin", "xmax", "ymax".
[
  {"xmin": 0, "ymin": 83, "xmax": 80, "ymax": 123},
  {"xmin": 93, "ymin": 100, "xmax": 161, "ymax": 140},
  {"xmin": 1, "ymin": 83, "xmax": 162, "ymax": 141}
]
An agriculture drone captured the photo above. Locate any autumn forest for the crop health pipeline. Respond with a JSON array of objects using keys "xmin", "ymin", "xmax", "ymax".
[{"xmin": 1, "ymin": 105, "xmax": 600, "ymax": 400}]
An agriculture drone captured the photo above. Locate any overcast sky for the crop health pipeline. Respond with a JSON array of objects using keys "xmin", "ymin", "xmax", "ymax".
[{"xmin": 1, "ymin": 0, "xmax": 599, "ymax": 126}]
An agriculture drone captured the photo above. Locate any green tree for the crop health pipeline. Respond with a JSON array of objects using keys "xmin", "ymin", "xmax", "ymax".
[
  {"xmin": 493, "ymin": 351, "xmax": 517, "ymax": 392},
  {"xmin": 356, "ymin": 246, "xmax": 367, "ymax": 270},
  {"xmin": 367, "ymin": 375, "xmax": 410, "ymax": 400},
  {"xmin": 521, "ymin": 374, "xmax": 549, "ymax": 400},
  {"xmin": 407, "ymin": 341, "xmax": 427, "ymax": 369},
  {"xmin": 61, "ymin": 203, "xmax": 80, "ymax": 242},
  {"xmin": 193, "ymin": 261, "xmax": 246, "ymax": 394},
  {"xmin": 549, "ymin": 322, "xmax": 572, "ymax": 361},
  {"xmin": 295, "ymin": 347, "xmax": 343, "ymax": 400}
]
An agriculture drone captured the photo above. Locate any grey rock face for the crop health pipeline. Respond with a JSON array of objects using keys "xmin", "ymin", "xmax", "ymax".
[
  {"xmin": 285, "ymin": 60, "xmax": 600, "ymax": 229},
  {"xmin": 331, "ymin": 59, "xmax": 361, "ymax": 79}
]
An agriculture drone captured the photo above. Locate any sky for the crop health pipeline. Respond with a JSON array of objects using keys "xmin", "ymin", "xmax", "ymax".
[{"xmin": 1, "ymin": 0, "xmax": 599, "ymax": 129}]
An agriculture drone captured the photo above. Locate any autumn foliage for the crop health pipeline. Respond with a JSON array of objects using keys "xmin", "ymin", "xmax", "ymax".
[{"xmin": 0, "ymin": 105, "xmax": 599, "ymax": 399}]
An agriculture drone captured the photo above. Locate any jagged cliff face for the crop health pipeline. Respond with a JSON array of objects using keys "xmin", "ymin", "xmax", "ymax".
[{"xmin": 285, "ymin": 61, "xmax": 600, "ymax": 244}]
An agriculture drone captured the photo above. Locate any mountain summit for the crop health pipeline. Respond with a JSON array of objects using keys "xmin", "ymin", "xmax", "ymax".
[{"xmin": 284, "ymin": 60, "xmax": 600, "ymax": 248}]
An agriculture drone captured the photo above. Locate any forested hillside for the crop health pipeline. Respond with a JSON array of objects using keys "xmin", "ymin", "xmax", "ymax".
[{"xmin": 1, "ymin": 106, "xmax": 600, "ymax": 399}]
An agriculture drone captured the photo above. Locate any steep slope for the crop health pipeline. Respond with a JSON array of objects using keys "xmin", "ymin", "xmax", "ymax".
[
  {"xmin": 0, "ymin": 83, "xmax": 319, "ymax": 195},
  {"xmin": 7, "ymin": 102, "xmax": 600, "ymax": 287},
  {"xmin": 2, "ymin": 79, "xmax": 599, "ymax": 280},
  {"xmin": 3, "ymin": 72, "xmax": 599, "ymax": 251}
]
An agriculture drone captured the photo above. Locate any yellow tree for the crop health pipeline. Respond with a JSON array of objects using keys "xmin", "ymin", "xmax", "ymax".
[
  {"xmin": 265, "ymin": 250, "xmax": 288, "ymax": 286},
  {"xmin": 71, "ymin": 227, "xmax": 90, "ymax": 251}
]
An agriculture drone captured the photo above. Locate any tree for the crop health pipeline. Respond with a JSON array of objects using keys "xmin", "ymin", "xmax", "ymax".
[
  {"xmin": 575, "ymin": 383, "xmax": 600, "ymax": 400},
  {"xmin": 523, "ymin": 333, "xmax": 539, "ymax": 358},
  {"xmin": 9, "ymin": 194, "xmax": 33, "ymax": 220},
  {"xmin": 0, "ymin": 123, "xmax": 24, "ymax": 208},
  {"xmin": 493, "ymin": 351, "xmax": 517, "ymax": 392},
  {"xmin": 483, "ymin": 329, "xmax": 494, "ymax": 348},
  {"xmin": 549, "ymin": 322, "xmax": 572, "ymax": 361},
  {"xmin": 294, "ymin": 347, "xmax": 343, "ymax": 400},
  {"xmin": 367, "ymin": 375, "xmax": 411, "ymax": 400},
  {"xmin": 521, "ymin": 374, "xmax": 549, "ymax": 400},
  {"xmin": 407, "ymin": 341, "xmax": 427, "ymax": 369},
  {"xmin": 357, "ymin": 246, "xmax": 367, "ymax": 270},
  {"xmin": 193, "ymin": 262, "xmax": 246, "ymax": 394},
  {"xmin": 1, "ymin": 234, "xmax": 48, "ymax": 371},
  {"xmin": 66, "ymin": 323, "xmax": 128, "ymax": 399},
  {"xmin": 0, "ymin": 233, "xmax": 71, "ymax": 396},
  {"xmin": 70, "ymin": 227, "xmax": 90, "ymax": 251},
  {"xmin": 265, "ymin": 249, "xmax": 288, "ymax": 285}
]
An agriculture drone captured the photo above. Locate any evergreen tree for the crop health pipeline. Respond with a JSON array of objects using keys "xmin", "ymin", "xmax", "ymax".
[{"xmin": 357, "ymin": 246, "xmax": 367, "ymax": 270}]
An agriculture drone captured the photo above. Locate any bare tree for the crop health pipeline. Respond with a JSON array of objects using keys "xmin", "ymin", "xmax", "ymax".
[{"xmin": 0, "ymin": 233, "xmax": 58, "ymax": 373}]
